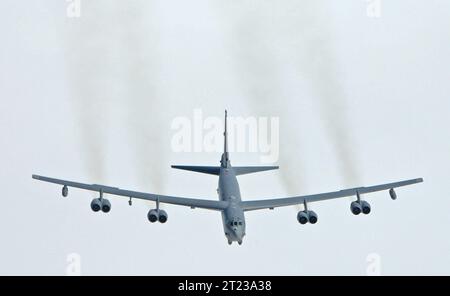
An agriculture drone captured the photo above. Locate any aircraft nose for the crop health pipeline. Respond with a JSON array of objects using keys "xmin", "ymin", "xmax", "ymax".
[{"xmin": 233, "ymin": 227, "xmax": 244, "ymax": 238}]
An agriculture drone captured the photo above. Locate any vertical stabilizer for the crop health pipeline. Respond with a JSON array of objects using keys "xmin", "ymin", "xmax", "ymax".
[{"xmin": 221, "ymin": 110, "xmax": 230, "ymax": 167}]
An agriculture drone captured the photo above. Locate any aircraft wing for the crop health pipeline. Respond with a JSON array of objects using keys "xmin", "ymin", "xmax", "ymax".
[
  {"xmin": 32, "ymin": 175, "xmax": 228, "ymax": 211},
  {"xmin": 240, "ymin": 178, "xmax": 423, "ymax": 211}
]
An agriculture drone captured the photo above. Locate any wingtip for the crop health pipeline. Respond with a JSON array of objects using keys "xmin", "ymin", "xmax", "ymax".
[{"xmin": 32, "ymin": 174, "xmax": 39, "ymax": 180}]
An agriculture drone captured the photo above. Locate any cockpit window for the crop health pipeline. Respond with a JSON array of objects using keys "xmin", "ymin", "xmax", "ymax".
[{"xmin": 230, "ymin": 220, "xmax": 243, "ymax": 227}]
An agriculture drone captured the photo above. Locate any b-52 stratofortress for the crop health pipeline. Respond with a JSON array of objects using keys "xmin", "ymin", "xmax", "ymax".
[{"xmin": 33, "ymin": 111, "xmax": 423, "ymax": 245}]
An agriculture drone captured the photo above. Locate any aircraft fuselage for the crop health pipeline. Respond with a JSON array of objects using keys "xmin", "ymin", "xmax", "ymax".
[{"xmin": 218, "ymin": 165, "xmax": 246, "ymax": 245}]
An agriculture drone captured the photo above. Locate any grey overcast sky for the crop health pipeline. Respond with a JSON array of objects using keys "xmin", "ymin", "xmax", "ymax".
[{"xmin": 1, "ymin": 0, "xmax": 449, "ymax": 275}]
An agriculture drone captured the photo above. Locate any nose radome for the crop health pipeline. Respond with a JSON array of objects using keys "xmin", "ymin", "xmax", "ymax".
[{"xmin": 234, "ymin": 228, "xmax": 244, "ymax": 239}]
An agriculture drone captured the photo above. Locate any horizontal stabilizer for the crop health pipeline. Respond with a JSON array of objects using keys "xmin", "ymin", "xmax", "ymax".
[
  {"xmin": 171, "ymin": 165, "xmax": 220, "ymax": 175},
  {"xmin": 234, "ymin": 166, "xmax": 279, "ymax": 176}
]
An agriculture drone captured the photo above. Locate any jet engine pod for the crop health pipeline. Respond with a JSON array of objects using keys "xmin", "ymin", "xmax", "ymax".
[
  {"xmin": 308, "ymin": 211, "xmax": 318, "ymax": 224},
  {"xmin": 158, "ymin": 209, "xmax": 168, "ymax": 223},
  {"xmin": 147, "ymin": 209, "xmax": 159, "ymax": 223},
  {"xmin": 361, "ymin": 200, "xmax": 371, "ymax": 215},
  {"xmin": 90, "ymin": 198, "xmax": 102, "ymax": 212},
  {"xmin": 297, "ymin": 211, "xmax": 309, "ymax": 224},
  {"xmin": 101, "ymin": 199, "xmax": 111, "ymax": 213},
  {"xmin": 350, "ymin": 201, "xmax": 362, "ymax": 215}
]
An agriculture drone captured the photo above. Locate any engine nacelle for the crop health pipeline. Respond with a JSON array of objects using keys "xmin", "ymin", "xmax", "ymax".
[
  {"xmin": 62, "ymin": 186, "xmax": 68, "ymax": 197},
  {"xmin": 361, "ymin": 200, "xmax": 371, "ymax": 214},
  {"xmin": 389, "ymin": 188, "xmax": 397, "ymax": 200},
  {"xmin": 297, "ymin": 211, "xmax": 309, "ymax": 224},
  {"xmin": 101, "ymin": 199, "xmax": 111, "ymax": 213},
  {"xmin": 148, "ymin": 209, "xmax": 159, "ymax": 223},
  {"xmin": 350, "ymin": 201, "xmax": 362, "ymax": 215},
  {"xmin": 90, "ymin": 198, "xmax": 102, "ymax": 212},
  {"xmin": 308, "ymin": 211, "xmax": 318, "ymax": 224},
  {"xmin": 158, "ymin": 210, "xmax": 168, "ymax": 223}
]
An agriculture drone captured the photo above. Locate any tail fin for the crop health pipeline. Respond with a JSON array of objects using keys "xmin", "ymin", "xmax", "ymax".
[
  {"xmin": 233, "ymin": 166, "xmax": 279, "ymax": 176},
  {"xmin": 171, "ymin": 165, "xmax": 220, "ymax": 175},
  {"xmin": 221, "ymin": 110, "xmax": 230, "ymax": 168},
  {"xmin": 172, "ymin": 111, "xmax": 279, "ymax": 176},
  {"xmin": 171, "ymin": 165, "xmax": 278, "ymax": 176}
]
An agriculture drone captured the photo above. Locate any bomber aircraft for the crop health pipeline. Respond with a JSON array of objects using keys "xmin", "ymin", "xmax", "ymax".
[{"xmin": 33, "ymin": 111, "xmax": 423, "ymax": 245}]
